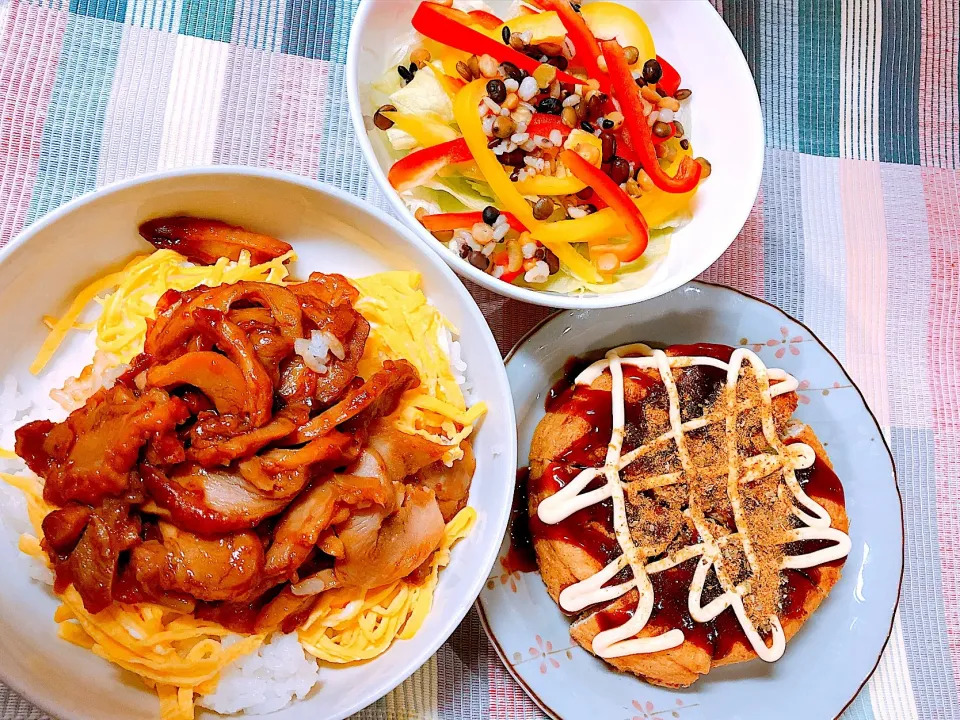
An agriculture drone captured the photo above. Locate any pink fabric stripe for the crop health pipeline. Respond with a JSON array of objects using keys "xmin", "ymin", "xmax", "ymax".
[
  {"xmin": 698, "ymin": 188, "xmax": 764, "ymax": 297},
  {"xmin": 487, "ymin": 652, "xmax": 542, "ymax": 719},
  {"xmin": 919, "ymin": 0, "xmax": 959, "ymax": 167},
  {"xmin": 839, "ymin": 159, "xmax": 890, "ymax": 425},
  {"xmin": 265, "ymin": 55, "xmax": 328, "ymax": 178},
  {"xmin": 923, "ymin": 166, "xmax": 960, "ymax": 686},
  {"xmin": 0, "ymin": 0, "xmax": 68, "ymax": 246}
]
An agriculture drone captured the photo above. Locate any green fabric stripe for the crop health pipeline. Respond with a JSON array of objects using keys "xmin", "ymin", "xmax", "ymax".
[
  {"xmin": 27, "ymin": 16, "xmax": 124, "ymax": 222},
  {"xmin": 798, "ymin": 0, "xmax": 841, "ymax": 156},
  {"xmin": 718, "ymin": 0, "xmax": 761, "ymax": 102},
  {"xmin": 179, "ymin": 0, "xmax": 234, "ymax": 42},
  {"xmin": 879, "ymin": 0, "xmax": 921, "ymax": 164}
]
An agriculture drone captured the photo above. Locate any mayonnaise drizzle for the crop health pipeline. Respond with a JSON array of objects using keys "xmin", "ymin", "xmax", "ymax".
[{"xmin": 538, "ymin": 344, "xmax": 851, "ymax": 663}]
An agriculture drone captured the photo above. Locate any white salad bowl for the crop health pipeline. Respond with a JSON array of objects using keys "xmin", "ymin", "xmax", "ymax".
[
  {"xmin": 0, "ymin": 167, "xmax": 517, "ymax": 720},
  {"xmin": 347, "ymin": 0, "xmax": 763, "ymax": 309}
]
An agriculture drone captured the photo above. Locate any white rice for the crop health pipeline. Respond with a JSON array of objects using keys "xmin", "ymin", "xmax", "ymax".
[
  {"xmin": 198, "ymin": 633, "xmax": 320, "ymax": 715},
  {"xmin": 294, "ymin": 330, "xmax": 345, "ymax": 374}
]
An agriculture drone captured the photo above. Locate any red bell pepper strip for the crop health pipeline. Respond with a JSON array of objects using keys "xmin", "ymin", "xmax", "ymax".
[
  {"xmin": 468, "ymin": 9, "xmax": 503, "ymax": 29},
  {"xmin": 387, "ymin": 138, "xmax": 474, "ymax": 192},
  {"xmin": 412, "ymin": 2, "xmax": 581, "ymax": 85},
  {"xmin": 559, "ymin": 149, "xmax": 649, "ymax": 262},
  {"xmin": 421, "ymin": 211, "xmax": 527, "ymax": 233},
  {"xmin": 656, "ymin": 55, "xmax": 681, "ymax": 97},
  {"xmin": 527, "ymin": 113, "xmax": 572, "ymax": 137},
  {"xmin": 600, "ymin": 39, "xmax": 700, "ymax": 194},
  {"xmin": 533, "ymin": 0, "xmax": 610, "ymax": 93}
]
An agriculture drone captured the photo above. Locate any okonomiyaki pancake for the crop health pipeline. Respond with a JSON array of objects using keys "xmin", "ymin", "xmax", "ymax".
[{"xmin": 526, "ymin": 343, "xmax": 851, "ymax": 688}]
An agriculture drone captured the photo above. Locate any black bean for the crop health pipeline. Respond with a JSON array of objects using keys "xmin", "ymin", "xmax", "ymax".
[
  {"xmin": 537, "ymin": 97, "xmax": 562, "ymax": 114},
  {"xmin": 498, "ymin": 149, "xmax": 526, "ymax": 167},
  {"xmin": 571, "ymin": 2, "xmax": 581, "ymax": 11},
  {"xmin": 601, "ymin": 118, "xmax": 614, "ymax": 130},
  {"xmin": 502, "ymin": 26, "xmax": 511, "ymax": 44},
  {"xmin": 547, "ymin": 55, "xmax": 568, "ymax": 71},
  {"xmin": 409, "ymin": 62, "xmax": 418, "ymax": 76},
  {"xmin": 675, "ymin": 88, "xmax": 692, "ymax": 101},
  {"xmin": 652, "ymin": 121, "xmax": 672, "ymax": 139},
  {"xmin": 482, "ymin": 206, "xmax": 500, "ymax": 225},
  {"xmin": 582, "ymin": 204, "xmax": 597, "ymax": 214},
  {"xmin": 679, "ymin": 138, "xmax": 690, "ymax": 150},
  {"xmin": 576, "ymin": 187, "xmax": 594, "ymax": 200},
  {"xmin": 600, "ymin": 132, "xmax": 617, "ymax": 163},
  {"xmin": 642, "ymin": 58, "xmax": 662, "ymax": 84},
  {"xmin": 459, "ymin": 244, "xmax": 472, "ymax": 259},
  {"xmin": 608, "ymin": 156, "xmax": 631, "ymax": 184},
  {"xmin": 586, "ymin": 93, "xmax": 603, "ymax": 119},
  {"xmin": 397, "ymin": 64, "xmax": 413, "ymax": 82},
  {"xmin": 540, "ymin": 247, "xmax": 561, "ymax": 274},
  {"xmin": 510, "ymin": 168, "xmax": 521, "ymax": 181},
  {"xmin": 580, "ymin": 120, "xmax": 595, "ymax": 133},
  {"xmin": 467, "ymin": 250, "xmax": 491, "ymax": 272},
  {"xmin": 674, "ymin": 120, "xmax": 685, "ymax": 138},
  {"xmin": 533, "ymin": 198, "xmax": 555, "ymax": 220},
  {"xmin": 635, "ymin": 77, "xmax": 646, "ymax": 87},
  {"xmin": 488, "ymin": 137, "xmax": 501, "ymax": 148},
  {"xmin": 373, "ymin": 104, "xmax": 396, "ymax": 131},
  {"xmin": 486, "ymin": 79, "xmax": 507, "ymax": 105},
  {"xmin": 500, "ymin": 61, "xmax": 522, "ymax": 82}
]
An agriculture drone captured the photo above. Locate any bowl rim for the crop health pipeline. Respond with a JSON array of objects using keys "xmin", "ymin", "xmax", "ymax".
[
  {"xmin": 476, "ymin": 279, "xmax": 905, "ymax": 720},
  {"xmin": 0, "ymin": 165, "xmax": 518, "ymax": 720},
  {"xmin": 346, "ymin": 0, "xmax": 764, "ymax": 309}
]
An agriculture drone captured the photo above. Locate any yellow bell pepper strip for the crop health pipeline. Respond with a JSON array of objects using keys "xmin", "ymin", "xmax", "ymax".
[
  {"xmin": 453, "ymin": 80, "xmax": 602, "ymax": 283},
  {"xmin": 579, "ymin": 2, "xmax": 655, "ymax": 69},
  {"xmin": 412, "ymin": 2, "xmax": 582, "ymax": 85},
  {"xmin": 381, "ymin": 111, "xmax": 458, "ymax": 147},
  {"xmin": 421, "ymin": 211, "xmax": 527, "ymax": 233},
  {"xmin": 559, "ymin": 149, "xmax": 649, "ymax": 262},
  {"xmin": 600, "ymin": 39, "xmax": 701, "ymax": 194},
  {"xmin": 388, "ymin": 137, "xmax": 474, "ymax": 192},
  {"xmin": 534, "ymin": 0, "xmax": 610, "ymax": 93},
  {"xmin": 496, "ymin": 11, "xmax": 566, "ymax": 45}
]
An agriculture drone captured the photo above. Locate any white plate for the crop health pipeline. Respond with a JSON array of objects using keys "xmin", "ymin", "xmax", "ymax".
[
  {"xmin": 0, "ymin": 167, "xmax": 517, "ymax": 720},
  {"xmin": 479, "ymin": 282, "xmax": 903, "ymax": 719},
  {"xmin": 347, "ymin": 0, "xmax": 763, "ymax": 308}
]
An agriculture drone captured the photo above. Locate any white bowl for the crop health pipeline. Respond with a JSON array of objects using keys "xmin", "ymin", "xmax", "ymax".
[
  {"xmin": 347, "ymin": 0, "xmax": 763, "ymax": 309},
  {"xmin": 0, "ymin": 167, "xmax": 517, "ymax": 720}
]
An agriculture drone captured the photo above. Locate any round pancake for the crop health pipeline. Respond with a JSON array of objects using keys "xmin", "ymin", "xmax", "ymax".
[{"xmin": 527, "ymin": 357, "xmax": 849, "ymax": 688}]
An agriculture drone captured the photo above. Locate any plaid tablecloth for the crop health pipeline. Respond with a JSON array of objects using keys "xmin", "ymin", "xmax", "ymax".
[{"xmin": 0, "ymin": 0, "xmax": 958, "ymax": 718}]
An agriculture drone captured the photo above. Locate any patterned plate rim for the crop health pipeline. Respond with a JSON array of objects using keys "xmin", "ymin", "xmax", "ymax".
[{"xmin": 477, "ymin": 279, "xmax": 905, "ymax": 720}]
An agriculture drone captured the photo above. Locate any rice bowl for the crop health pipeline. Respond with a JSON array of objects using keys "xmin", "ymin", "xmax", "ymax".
[{"xmin": 0, "ymin": 168, "xmax": 516, "ymax": 720}]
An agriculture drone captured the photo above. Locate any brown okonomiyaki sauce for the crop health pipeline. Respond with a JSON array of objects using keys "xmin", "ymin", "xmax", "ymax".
[
  {"xmin": 504, "ymin": 468, "xmax": 538, "ymax": 574},
  {"xmin": 529, "ymin": 344, "xmax": 849, "ymax": 661}
]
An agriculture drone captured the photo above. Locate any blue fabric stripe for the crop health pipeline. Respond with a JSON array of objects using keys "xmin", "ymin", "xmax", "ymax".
[
  {"xmin": 179, "ymin": 0, "xmax": 234, "ymax": 42},
  {"xmin": 281, "ymin": 0, "xmax": 336, "ymax": 60},
  {"xmin": 761, "ymin": 148, "xmax": 805, "ymax": 317},
  {"xmin": 890, "ymin": 427, "xmax": 960, "ymax": 718},
  {"xmin": 758, "ymin": 0, "xmax": 797, "ymax": 150},
  {"xmin": 841, "ymin": 684, "xmax": 875, "ymax": 720},
  {"xmin": 717, "ymin": 0, "xmax": 761, "ymax": 98},
  {"xmin": 70, "ymin": 0, "xmax": 127, "ymax": 22},
  {"xmin": 27, "ymin": 15, "xmax": 124, "ymax": 223},
  {"xmin": 797, "ymin": 0, "xmax": 840, "ymax": 157},
  {"xmin": 878, "ymin": 0, "xmax": 920, "ymax": 164}
]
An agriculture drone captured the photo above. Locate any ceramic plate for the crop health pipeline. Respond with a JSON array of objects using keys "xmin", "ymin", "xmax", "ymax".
[
  {"xmin": 479, "ymin": 281, "xmax": 902, "ymax": 720},
  {"xmin": 0, "ymin": 168, "xmax": 517, "ymax": 720}
]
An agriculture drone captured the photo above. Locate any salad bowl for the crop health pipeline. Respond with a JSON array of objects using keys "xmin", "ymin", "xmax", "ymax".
[{"xmin": 347, "ymin": 0, "xmax": 763, "ymax": 308}]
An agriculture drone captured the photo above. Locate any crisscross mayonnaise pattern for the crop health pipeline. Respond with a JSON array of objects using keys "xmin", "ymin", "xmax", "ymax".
[{"xmin": 537, "ymin": 344, "xmax": 851, "ymax": 662}]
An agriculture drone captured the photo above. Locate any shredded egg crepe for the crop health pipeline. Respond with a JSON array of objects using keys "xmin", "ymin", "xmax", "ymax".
[{"xmin": 4, "ymin": 250, "xmax": 482, "ymax": 720}]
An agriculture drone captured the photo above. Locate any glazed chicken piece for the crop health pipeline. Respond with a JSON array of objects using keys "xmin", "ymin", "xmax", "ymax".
[
  {"xmin": 16, "ymin": 385, "xmax": 189, "ymax": 506},
  {"xmin": 139, "ymin": 216, "xmax": 292, "ymax": 265},
  {"xmin": 130, "ymin": 522, "xmax": 264, "ymax": 602}
]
